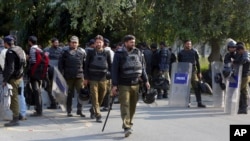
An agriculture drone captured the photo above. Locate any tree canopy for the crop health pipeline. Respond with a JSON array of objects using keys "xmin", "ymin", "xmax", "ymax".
[{"xmin": 0, "ymin": 0, "xmax": 250, "ymax": 61}]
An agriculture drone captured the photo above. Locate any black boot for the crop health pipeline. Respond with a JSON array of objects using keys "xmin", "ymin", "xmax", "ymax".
[
  {"xmin": 157, "ymin": 89, "xmax": 163, "ymax": 99},
  {"xmin": 47, "ymin": 103, "xmax": 57, "ymax": 109},
  {"xmin": 4, "ymin": 117, "xmax": 20, "ymax": 127},
  {"xmin": 89, "ymin": 108, "xmax": 95, "ymax": 119},
  {"xmin": 238, "ymin": 95, "xmax": 248, "ymax": 114},
  {"xmin": 198, "ymin": 102, "xmax": 206, "ymax": 108},
  {"xmin": 162, "ymin": 90, "xmax": 168, "ymax": 98},
  {"xmin": 77, "ymin": 110, "xmax": 86, "ymax": 117}
]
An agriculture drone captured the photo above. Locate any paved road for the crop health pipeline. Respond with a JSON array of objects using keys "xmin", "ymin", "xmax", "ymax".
[{"xmin": 0, "ymin": 95, "xmax": 249, "ymax": 141}]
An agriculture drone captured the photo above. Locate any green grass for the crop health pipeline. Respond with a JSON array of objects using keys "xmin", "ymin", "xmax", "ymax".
[{"xmin": 200, "ymin": 57, "xmax": 210, "ymax": 72}]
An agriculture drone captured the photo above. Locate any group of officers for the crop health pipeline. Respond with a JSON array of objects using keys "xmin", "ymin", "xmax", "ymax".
[{"xmin": 0, "ymin": 34, "xmax": 249, "ymax": 138}]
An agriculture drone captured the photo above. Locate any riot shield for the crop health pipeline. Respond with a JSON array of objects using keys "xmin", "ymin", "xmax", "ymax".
[
  {"xmin": 52, "ymin": 67, "xmax": 68, "ymax": 111},
  {"xmin": 169, "ymin": 62, "xmax": 192, "ymax": 107},
  {"xmin": 224, "ymin": 65, "xmax": 242, "ymax": 115},
  {"xmin": 0, "ymin": 83, "xmax": 13, "ymax": 120},
  {"xmin": 211, "ymin": 61, "xmax": 225, "ymax": 107},
  {"xmin": 41, "ymin": 88, "xmax": 50, "ymax": 108}
]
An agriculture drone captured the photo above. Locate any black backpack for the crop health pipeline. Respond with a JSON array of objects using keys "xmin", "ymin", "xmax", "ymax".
[{"xmin": 9, "ymin": 46, "xmax": 26, "ymax": 79}]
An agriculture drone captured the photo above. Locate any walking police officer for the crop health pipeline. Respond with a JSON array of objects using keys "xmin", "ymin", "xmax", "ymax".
[
  {"xmin": 84, "ymin": 35, "xmax": 112, "ymax": 123},
  {"xmin": 58, "ymin": 36, "xmax": 86, "ymax": 117},
  {"xmin": 111, "ymin": 35, "xmax": 150, "ymax": 137}
]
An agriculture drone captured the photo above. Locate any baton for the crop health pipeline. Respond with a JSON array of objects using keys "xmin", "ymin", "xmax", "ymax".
[{"xmin": 102, "ymin": 96, "xmax": 116, "ymax": 132}]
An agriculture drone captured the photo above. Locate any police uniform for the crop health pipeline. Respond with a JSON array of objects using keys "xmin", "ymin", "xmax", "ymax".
[
  {"xmin": 3, "ymin": 37, "xmax": 25, "ymax": 126},
  {"xmin": 58, "ymin": 47, "xmax": 86, "ymax": 117},
  {"xmin": 233, "ymin": 44, "xmax": 249, "ymax": 114},
  {"xmin": 156, "ymin": 47, "xmax": 171, "ymax": 99},
  {"xmin": 112, "ymin": 46, "xmax": 148, "ymax": 131},
  {"xmin": 84, "ymin": 48, "xmax": 112, "ymax": 122},
  {"xmin": 178, "ymin": 48, "xmax": 206, "ymax": 107},
  {"xmin": 43, "ymin": 46, "xmax": 63, "ymax": 108}
]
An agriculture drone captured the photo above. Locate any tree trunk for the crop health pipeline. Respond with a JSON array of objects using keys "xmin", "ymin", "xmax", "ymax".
[{"xmin": 208, "ymin": 38, "xmax": 222, "ymax": 63}]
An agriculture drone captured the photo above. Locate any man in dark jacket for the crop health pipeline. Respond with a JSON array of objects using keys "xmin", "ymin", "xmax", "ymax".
[
  {"xmin": 233, "ymin": 42, "xmax": 250, "ymax": 114},
  {"xmin": 44, "ymin": 38, "xmax": 63, "ymax": 109},
  {"xmin": 3, "ymin": 35, "xmax": 25, "ymax": 126},
  {"xmin": 111, "ymin": 35, "xmax": 150, "ymax": 137},
  {"xmin": 84, "ymin": 35, "xmax": 112, "ymax": 123},
  {"xmin": 178, "ymin": 40, "xmax": 206, "ymax": 108},
  {"xmin": 224, "ymin": 41, "xmax": 237, "ymax": 64},
  {"xmin": 58, "ymin": 36, "xmax": 86, "ymax": 117},
  {"xmin": 156, "ymin": 42, "xmax": 171, "ymax": 99}
]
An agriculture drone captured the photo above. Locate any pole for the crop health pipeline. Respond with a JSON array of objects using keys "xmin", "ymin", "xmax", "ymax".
[{"xmin": 102, "ymin": 96, "xmax": 116, "ymax": 132}]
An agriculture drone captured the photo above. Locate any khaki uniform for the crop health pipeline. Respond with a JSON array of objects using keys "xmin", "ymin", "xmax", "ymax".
[
  {"xmin": 66, "ymin": 78, "xmax": 84, "ymax": 113},
  {"xmin": 118, "ymin": 85, "xmax": 139, "ymax": 129},
  {"xmin": 89, "ymin": 80, "xmax": 107, "ymax": 117},
  {"xmin": 9, "ymin": 78, "xmax": 21, "ymax": 117}
]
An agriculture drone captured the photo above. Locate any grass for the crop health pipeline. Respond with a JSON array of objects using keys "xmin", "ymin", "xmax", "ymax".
[{"xmin": 200, "ymin": 57, "xmax": 210, "ymax": 72}]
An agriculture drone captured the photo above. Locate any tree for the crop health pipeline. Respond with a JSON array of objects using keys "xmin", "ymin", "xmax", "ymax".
[
  {"xmin": 142, "ymin": 0, "xmax": 250, "ymax": 62},
  {"xmin": 0, "ymin": 0, "xmax": 137, "ymax": 47},
  {"xmin": 1, "ymin": 0, "xmax": 250, "ymax": 57}
]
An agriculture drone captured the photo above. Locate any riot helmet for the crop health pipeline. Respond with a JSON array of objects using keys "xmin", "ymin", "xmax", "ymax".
[
  {"xmin": 142, "ymin": 88, "xmax": 157, "ymax": 104},
  {"xmin": 78, "ymin": 87, "xmax": 90, "ymax": 104}
]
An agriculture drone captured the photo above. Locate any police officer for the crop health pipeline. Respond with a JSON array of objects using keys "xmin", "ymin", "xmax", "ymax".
[
  {"xmin": 111, "ymin": 35, "xmax": 150, "ymax": 137},
  {"xmin": 140, "ymin": 42, "xmax": 153, "ymax": 78},
  {"xmin": 157, "ymin": 42, "xmax": 171, "ymax": 99},
  {"xmin": 151, "ymin": 43, "xmax": 159, "ymax": 83},
  {"xmin": 84, "ymin": 35, "xmax": 112, "ymax": 123},
  {"xmin": 44, "ymin": 38, "xmax": 63, "ymax": 109},
  {"xmin": 233, "ymin": 42, "xmax": 249, "ymax": 114},
  {"xmin": 178, "ymin": 40, "xmax": 206, "ymax": 108},
  {"xmin": 3, "ymin": 35, "xmax": 25, "ymax": 126},
  {"xmin": 224, "ymin": 41, "xmax": 237, "ymax": 65},
  {"xmin": 58, "ymin": 36, "xmax": 86, "ymax": 117},
  {"xmin": 85, "ymin": 39, "xmax": 95, "ymax": 55},
  {"xmin": 101, "ymin": 38, "xmax": 114, "ymax": 111},
  {"xmin": 169, "ymin": 48, "xmax": 177, "ymax": 78}
]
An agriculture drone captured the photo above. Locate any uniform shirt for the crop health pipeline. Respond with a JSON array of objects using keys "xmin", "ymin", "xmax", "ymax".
[
  {"xmin": 112, "ymin": 46, "xmax": 148, "ymax": 86},
  {"xmin": 44, "ymin": 46, "xmax": 63, "ymax": 67},
  {"xmin": 43, "ymin": 46, "xmax": 63, "ymax": 60}
]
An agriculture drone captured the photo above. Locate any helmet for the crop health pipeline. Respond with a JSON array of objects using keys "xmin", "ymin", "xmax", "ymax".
[
  {"xmin": 142, "ymin": 89, "xmax": 157, "ymax": 104},
  {"xmin": 78, "ymin": 87, "xmax": 90, "ymax": 104},
  {"xmin": 198, "ymin": 81, "xmax": 213, "ymax": 94},
  {"xmin": 214, "ymin": 73, "xmax": 226, "ymax": 90},
  {"xmin": 227, "ymin": 41, "xmax": 236, "ymax": 48},
  {"xmin": 214, "ymin": 73, "xmax": 222, "ymax": 84},
  {"xmin": 153, "ymin": 74, "xmax": 169, "ymax": 90}
]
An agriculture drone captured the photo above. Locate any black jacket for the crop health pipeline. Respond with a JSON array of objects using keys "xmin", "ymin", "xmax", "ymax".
[
  {"xmin": 58, "ymin": 47, "xmax": 86, "ymax": 79},
  {"xmin": 112, "ymin": 47, "xmax": 148, "ymax": 86},
  {"xmin": 233, "ymin": 51, "xmax": 250, "ymax": 77},
  {"xmin": 3, "ymin": 46, "xmax": 20, "ymax": 82},
  {"xmin": 84, "ymin": 49, "xmax": 112, "ymax": 81}
]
